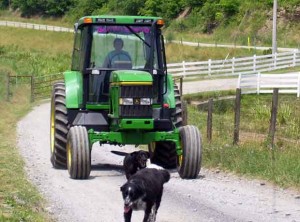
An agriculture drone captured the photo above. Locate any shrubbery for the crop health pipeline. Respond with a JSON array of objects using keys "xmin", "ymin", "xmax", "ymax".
[{"xmin": 2, "ymin": 0, "xmax": 299, "ymax": 34}]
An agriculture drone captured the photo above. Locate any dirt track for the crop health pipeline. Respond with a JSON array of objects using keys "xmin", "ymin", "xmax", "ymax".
[{"xmin": 17, "ymin": 102, "xmax": 300, "ymax": 222}]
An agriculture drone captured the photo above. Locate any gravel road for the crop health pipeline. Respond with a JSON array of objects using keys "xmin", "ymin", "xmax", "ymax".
[{"xmin": 17, "ymin": 101, "xmax": 300, "ymax": 222}]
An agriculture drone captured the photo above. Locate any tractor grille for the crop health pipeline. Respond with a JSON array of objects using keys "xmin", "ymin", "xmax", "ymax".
[
  {"xmin": 120, "ymin": 85, "xmax": 153, "ymax": 118},
  {"xmin": 120, "ymin": 85, "xmax": 152, "ymax": 98}
]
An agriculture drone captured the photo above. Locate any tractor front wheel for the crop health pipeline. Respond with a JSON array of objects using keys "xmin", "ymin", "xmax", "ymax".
[
  {"xmin": 177, "ymin": 125, "xmax": 202, "ymax": 179},
  {"xmin": 67, "ymin": 126, "xmax": 91, "ymax": 179}
]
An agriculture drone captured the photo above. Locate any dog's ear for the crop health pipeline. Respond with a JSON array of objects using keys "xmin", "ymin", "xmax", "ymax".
[
  {"xmin": 120, "ymin": 184, "xmax": 126, "ymax": 192},
  {"xmin": 140, "ymin": 151, "xmax": 150, "ymax": 158},
  {"xmin": 146, "ymin": 151, "xmax": 150, "ymax": 158}
]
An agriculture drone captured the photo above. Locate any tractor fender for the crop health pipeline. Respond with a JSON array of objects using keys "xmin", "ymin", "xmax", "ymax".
[
  {"xmin": 164, "ymin": 74, "xmax": 176, "ymax": 109},
  {"xmin": 64, "ymin": 71, "xmax": 83, "ymax": 108}
]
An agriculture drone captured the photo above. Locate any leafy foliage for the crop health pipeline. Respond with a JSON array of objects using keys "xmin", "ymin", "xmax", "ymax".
[{"xmin": 10, "ymin": 0, "xmax": 76, "ymax": 17}]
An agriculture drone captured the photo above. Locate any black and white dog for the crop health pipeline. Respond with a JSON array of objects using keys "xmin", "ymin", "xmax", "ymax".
[
  {"xmin": 120, "ymin": 168, "xmax": 170, "ymax": 222},
  {"xmin": 111, "ymin": 150, "xmax": 150, "ymax": 179}
]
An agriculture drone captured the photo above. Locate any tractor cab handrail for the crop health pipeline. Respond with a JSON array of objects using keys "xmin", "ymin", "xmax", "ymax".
[{"xmin": 84, "ymin": 67, "xmax": 154, "ymax": 75}]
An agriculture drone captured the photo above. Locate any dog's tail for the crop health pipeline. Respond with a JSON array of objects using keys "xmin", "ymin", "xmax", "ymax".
[
  {"xmin": 111, "ymin": 150, "xmax": 128, "ymax": 156},
  {"xmin": 161, "ymin": 169, "xmax": 171, "ymax": 183}
]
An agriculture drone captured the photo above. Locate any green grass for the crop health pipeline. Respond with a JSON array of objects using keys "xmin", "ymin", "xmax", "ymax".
[
  {"xmin": 0, "ymin": 26, "xmax": 72, "ymax": 76},
  {"xmin": 0, "ymin": 87, "xmax": 52, "ymax": 221},
  {"xmin": 0, "ymin": 9, "xmax": 73, "ymax": 27},
  {"xmin": 0, "ymin": 21, "xmax": 71, "ymax": 222},
  {"xmin": 166, "ymin": 9, "xmax": 300, "ymax": 49},
  {"xmin": 165, "ymin": 42, "xmax": 264, "ymax": 63},
  {"xmin": 187, "ymin": 93, "xmax": 300, "ymax": 190}
]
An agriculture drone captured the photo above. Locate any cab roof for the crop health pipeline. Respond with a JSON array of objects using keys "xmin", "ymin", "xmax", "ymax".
[{"xmin": 77, "ymin": 15, "xmax": 163, "ymax": 26}]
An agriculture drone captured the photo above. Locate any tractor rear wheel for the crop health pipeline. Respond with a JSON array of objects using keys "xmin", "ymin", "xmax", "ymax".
[
  {"xmin": 177, "ymin": 125, "xmax": 202, "ymax": 179},
  {"xmin": 148, "ymin": 83, "xmax": 185, "ymax": 169},
  {"xmin": 50, "ymin": 81, "xmax": 68, "ymax": 169},
  {"xmin": 67, "ymin": 126, "xmax": 91, "ymax": 179},
  {"xmin": 173, "ymin": 84, "xmax": 187, "ymax": 127},
  {"xmin": 148, "ymin": 142, "xmax": 177, "ymax": 169}
]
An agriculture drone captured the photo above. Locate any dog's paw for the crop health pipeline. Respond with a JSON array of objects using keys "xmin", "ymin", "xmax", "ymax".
[{"xmin": 146, "ymin": 159, "xmax": 165, "ymax": 170}]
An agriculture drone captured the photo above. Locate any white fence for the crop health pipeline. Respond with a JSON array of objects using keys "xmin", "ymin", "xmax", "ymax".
[
  {"xmin": 237, "ymin": 72, "xmax": 300, "ymax": 97},
  {"xmin": 168, "ymin": 50, "xmax": 300, "ymax": 78},
  {"xmin": 0, "ymin": 20, "xmax": 73, "ymax": 32}
]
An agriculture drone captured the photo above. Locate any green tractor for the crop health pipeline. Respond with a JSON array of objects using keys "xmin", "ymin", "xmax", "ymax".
[{"xmin": 50, "ymin": 15, "xmax": 202, "ymax": 179}]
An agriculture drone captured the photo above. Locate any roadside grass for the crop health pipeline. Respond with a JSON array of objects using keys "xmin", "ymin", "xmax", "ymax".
[
  {"xmin": 165, "ymin": 42, "xmax": 264, "ymax": 63},
  {"xmin": 185, "ymin": 93, "xmax": 300, "ymax": 189},
  {"xmin": 166, "ymin": 14, "xmax": 300, "ymax": 49},
  {"xmin": 0, "ymin": 26, "xmax": 73, "ymax": 54},
  {"xmin": 0, "ymin": 26, "xmax": 72, "ymax": 76},
  {"xmin": 0, "ymin": 23, "xmax": 71, "ymax": 221},
  {"xmin": 0, "ymin": 87, "xmax": 52, "ymax": 221},
  {"xmin": 0, "ymin": 9, "xmax": 72, "ymax": 27}
]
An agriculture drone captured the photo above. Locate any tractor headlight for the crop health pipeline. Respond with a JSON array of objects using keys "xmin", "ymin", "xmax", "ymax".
[
  {"xmin": 120, "ymin": 98, "xmax": 133, "ymax": 105},
  {"xmin": 140, "ymin": 98, "xmax": 152, "ymax": 105}
]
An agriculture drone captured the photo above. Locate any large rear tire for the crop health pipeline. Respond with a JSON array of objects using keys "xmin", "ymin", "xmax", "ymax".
[
  {"xmin": 67, "ymin": 126, "xmax": 91, "ymax": 179},
  {"xmin": 148, "ymin": 83, "xmax": 185, "ymax": 169},
  {"xmin": 148, "ymin": 142, "xmax": 177, "ymax": 169},
  {"xmin": 50, "ymin": 81, "xmax": 68, "ymax": 169},
  {"xmin": 173, "ymin": 84, "xmax": 187, "ymax": 127},
  {"xmin": 177, "ymin": 125, "xmax": 202, "ymax": 179}
]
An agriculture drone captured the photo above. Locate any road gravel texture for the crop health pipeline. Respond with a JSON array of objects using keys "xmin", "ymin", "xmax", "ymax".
[{"xmin": 17, "ymin": 93, "xmax": 300, "ymax": 222}]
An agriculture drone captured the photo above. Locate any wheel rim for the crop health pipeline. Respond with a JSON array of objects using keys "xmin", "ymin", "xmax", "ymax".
[
  {"xmin": 177, "ymin": 139, "xmax": 184, "ymax": 167},
  {"xmin": 178, "ymin": 155, "xmax": 183, "ymax": 166},
  {"xmin": 67, "ymin": 141, "xmax": 72, "ymax": 169},
  {"xmin": 50, "ymin": 99, "xmax": 55, "ymax": 154},
  {"xmin": 149, "ymin": 142, "xmax": 156, "ymax": 153}
]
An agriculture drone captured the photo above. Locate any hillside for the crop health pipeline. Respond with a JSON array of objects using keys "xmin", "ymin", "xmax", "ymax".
[{"xmin": 1, "ymin": 1, "xmax": 300, "ymax": 48}]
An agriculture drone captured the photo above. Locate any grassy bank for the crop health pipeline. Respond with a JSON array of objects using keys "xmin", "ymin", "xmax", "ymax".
[
  {"xmin": 185, "ymin": 92, "xmax": 300, "ymax": 189},
  {"xmin": 0, "ymin": 87, "xmax": 52, "ymax": 221},
  {"xmin": 0, "ymin": 23, "xmax": 71, "ymax": 221}
]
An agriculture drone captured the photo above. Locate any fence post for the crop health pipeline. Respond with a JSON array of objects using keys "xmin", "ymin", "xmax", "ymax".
[
  {"xmin": 293, "ymin": 50, "xmax": 296, "ymax": 67},
  {"xmin": 208, "ymin": 59, "xmax": 211, "ymax": 77},
  {"xmin": 6, "ymin": 73, "xmax": 10, "ymax": 102},
  {"xmin": 253, "ymin": 54, "xmax": 256, "ymax": 72},
  {"xmin": 232, "ymin": 57, "xmax": 235, "ymax": 75},
  {"xmin": 274, "ymin": 52, "xmax": 277, "ymax": 68},
  {"xmin": 257, "ymin": 72, "xmax": 261, "ymax": 95},
  {"xmin": 268, "ymin": 88, "xmax": 279, "ymax": 149},
  {"xmin": 237, "ymin": 73, "xmax": 241, "ymax": 89},
  {"xmin": 182, "ymin": 61, "xmax": 186, "ymax": 77},
  {"xmin": 31, "ymin": 76, "xmax": 34, "ymax": 102},
  {"xmin": 179, "ymin": 77, "xmax": 183, "ymax": 97},
  {"xmin": 297, "ymin": 73, "xmax": 300, "ymax": 98},
  {"xmin": 207, "ymin": 98, "xmax": 213, "ymax": 142},
  {"xmin": 233, "ymin": 88, "xmax": 241, "ymax": 145}
]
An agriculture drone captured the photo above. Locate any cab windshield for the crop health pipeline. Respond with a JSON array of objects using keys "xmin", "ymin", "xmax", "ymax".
[{"xmin": 90, "ymin": 25, "xmax": 158, "ymax": 70}]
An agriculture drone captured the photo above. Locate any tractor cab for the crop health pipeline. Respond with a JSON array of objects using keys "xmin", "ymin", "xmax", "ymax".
[{"xmin": 71, "ymin": 16, "xmax": 167, "ymax": 105}]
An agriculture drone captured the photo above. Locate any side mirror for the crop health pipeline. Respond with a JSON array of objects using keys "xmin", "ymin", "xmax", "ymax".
[{"xmin": 74, "ymin": 23, "xmax": 78, "ymax": 32}]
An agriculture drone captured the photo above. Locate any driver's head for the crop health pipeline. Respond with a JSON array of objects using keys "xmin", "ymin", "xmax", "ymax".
[{"xmin": 113, "ymin": 38, "xmax": 124, "ymax": 51}]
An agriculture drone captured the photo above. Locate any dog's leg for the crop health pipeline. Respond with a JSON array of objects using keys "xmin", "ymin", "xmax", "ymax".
[
  {"xmin": 124, "ymin": 209, "xmax": 132, "ymax": 222},
  {"xmin": 148, "ymin": 204, "xmax": 157, "ymax": 222},
  {"xmin": 143, "ymin": 203, "xmax": 153, "ymax": 222}
]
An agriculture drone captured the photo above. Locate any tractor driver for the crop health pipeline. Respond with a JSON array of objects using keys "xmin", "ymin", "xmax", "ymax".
[
  {"xmin": 93, "ymin": 38, "xmax": 132, "ymax": 102},
  {"xmin": 103, "ymin": 38, "xmax": 132, "ymax": 69}
]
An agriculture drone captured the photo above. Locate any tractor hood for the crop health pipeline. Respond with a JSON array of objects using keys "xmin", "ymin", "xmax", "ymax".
[{"xmin": 110, "ymin": 70, "xmax": 152, "ymax": 84}]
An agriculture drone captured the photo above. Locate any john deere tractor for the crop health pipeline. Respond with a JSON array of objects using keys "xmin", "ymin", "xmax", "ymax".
[{"xmin": 50, "ymin": 15, "xmax": 202, "ymax": 179}]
